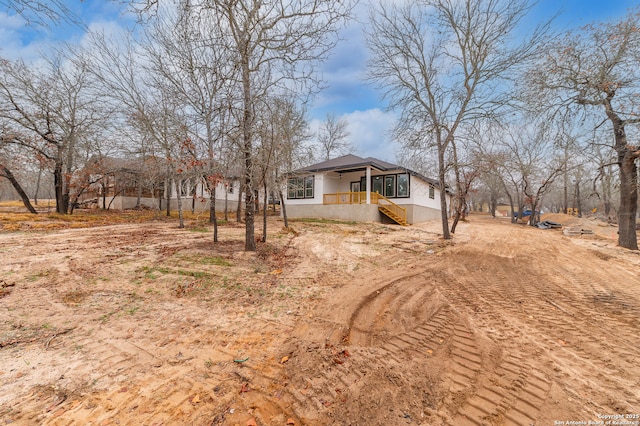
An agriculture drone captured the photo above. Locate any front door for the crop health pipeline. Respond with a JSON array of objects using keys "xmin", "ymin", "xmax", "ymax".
[{"xmin": 350, "ymin": 182, "xmax": 361, "ymax": 203}]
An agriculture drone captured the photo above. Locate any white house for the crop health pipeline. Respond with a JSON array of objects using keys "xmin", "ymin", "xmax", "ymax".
[
  {"xmin": 284, "ymin": 154, "xmax": 451, "ymax": 225},
  {"xmin": 80, "ymin": 156, "xmax": 247, "ymax": 212}
]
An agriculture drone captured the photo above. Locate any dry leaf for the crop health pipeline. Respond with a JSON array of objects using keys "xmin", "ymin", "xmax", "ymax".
[
  {"xmin": 280, "ymin": 356, "xmax": 289, "ymax": 364},
  {"xmin": 191, "ymin": 394, "xmax": 200, "ymax": 404},
  {"xmin": 246, "ymin": 418, "xmax": 257, "ymax": 426},
  {"xmin": 287, "ymin": 418, "xmax": 296, "ymax": 425},
  {"xmin": 270, "ymin": 269, "xmax": 283, "ymax": 275},
  {"xmin": 426, "ymin": 349, "xmax": 433, "ymax": 355}
]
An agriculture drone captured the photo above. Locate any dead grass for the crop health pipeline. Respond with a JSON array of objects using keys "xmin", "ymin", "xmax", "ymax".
[{"xmin": 0, "ymin": 200, "xmax": 236, "ymax": 232}]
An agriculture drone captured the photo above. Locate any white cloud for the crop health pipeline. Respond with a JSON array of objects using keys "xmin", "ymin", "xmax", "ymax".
[
  {"xmin": 344, "ymin": 109, "xmax": 398, "ymax": 162},
  {"xmin": 309, "ymin": 108, "xmax": 399, "ymax": 163},
  {"xmin": 0, "ymin": 12, "xmax": 33, "ymax": 60}
]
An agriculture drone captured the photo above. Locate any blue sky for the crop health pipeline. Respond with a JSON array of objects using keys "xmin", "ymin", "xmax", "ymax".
[{"xmin": 1, "ymin": 0, "xmax": 637, "ymax": 163}]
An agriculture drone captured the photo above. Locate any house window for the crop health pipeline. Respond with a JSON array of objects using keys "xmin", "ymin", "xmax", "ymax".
[
  {"xmin": 304, "ymin": 176, "xmax": 314, "ymax": 198},
  {"xmin": 397, "ymin": 173, "xmax": 409, "ymax": 197},
  {"xmin": 429, "ymin": 185, "xmax": 435, "ymax": 199},
  {"xmin": 180, "ymin": 179, "xmax": 191, "ymax": 196},
  {"xmin": 360, "ymin": 176, "xmax": 367, "ymax": 192},
  {"xmin": 372, "ymin": 176, "xmax": 383, "ymax": 194},
  {"xmin": 296, "ymin": 179, "xmax": 304, "ymax": 198},
  {"xmin": 287, "ymin": 176, "xmax": 314, "ymax": 199},
  {"xmin": 384, "ymin": 175, "xmax": 396, "ymax": 197}
]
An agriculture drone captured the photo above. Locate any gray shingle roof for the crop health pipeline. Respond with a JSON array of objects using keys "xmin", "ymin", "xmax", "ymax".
[
  {"xmin": 293, "ymin": 154, "xmax": 445, "ymax": 189},
  {"xmin": 295, "ymin": 154, "xmax": 399, "ymax": 173}
]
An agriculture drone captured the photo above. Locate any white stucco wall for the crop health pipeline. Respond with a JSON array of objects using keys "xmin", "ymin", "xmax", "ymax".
[
  {"xmin": 99, "ymin": 196, "xmax": 161, "ymax": 210},
  {"xmin": 403, "ymin": 178, "xmax": 441, "ymax": 210},
  {"xmin": 169, "ymin": 179, "xmax": 242, "ymax": 203},
  {"xmin": 284, "ymin": 169, "xmax": 450, "ymax": 225}
]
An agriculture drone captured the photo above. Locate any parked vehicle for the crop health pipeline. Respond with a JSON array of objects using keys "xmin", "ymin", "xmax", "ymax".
[{"xmin": 513, "ymin": 210, "xmax": 534, "ymax": 217}]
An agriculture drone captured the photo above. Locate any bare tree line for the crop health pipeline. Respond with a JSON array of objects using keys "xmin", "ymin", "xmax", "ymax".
[
  {"xmin": 1, "ymin": 0, "xmax": 639, "ymax": 250},
  {"xmin": 366, "ymin": 0, "xmax": 640, "ymax": 250},
  {"xmin": 1, "ymin": 0, "xmax": 354, "ymax": 252}
]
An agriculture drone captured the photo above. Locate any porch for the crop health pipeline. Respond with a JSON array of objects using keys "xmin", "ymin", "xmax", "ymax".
[{"xmin": 323, "ymin": 191, "xmax": 407, "ymax": 226}]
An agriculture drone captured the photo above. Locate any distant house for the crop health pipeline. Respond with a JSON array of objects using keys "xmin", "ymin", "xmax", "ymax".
[
  {"xmin": 77, "ymin": 156, "xmax": 243, "ymax": 212},
  {"xmin": 285, "ymin": 154, "xmax": 451, "ymax": 225}
]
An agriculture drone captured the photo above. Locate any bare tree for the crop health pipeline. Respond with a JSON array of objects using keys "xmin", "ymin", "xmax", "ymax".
[
  {"xmin": 590, "ymin": 142, "xmax": 618, "ymax": 221},
  {"xmin": 0, "ymin": 133, "xmax": 37, "ymax": 213},
  {"xmin": 507, "ymin": 122, "xmax": 564, "ymax": 226},
  {"xmin": 182, "ymin": 0, "xmax": 354, "ymax": 251},
  {"xmin": 0, "ymin": 53, "xmax": 107, "ymax": 214},
  {"xmin": 366, "ymin": 0, "xmax": 549, "ymax": 239},
  {"xmin": 256, "ymin": 96, "xmax": 310, "ymax": 232},
  {"xmin": 317, "ymin": 112, "xmax": 352, "ymax": 160},
  {"xmin": 142, "ymin": 6, "xmax": 238, "ymax": 240},
  {"xmin": 0, "ymin": 0, "xmax": 80, "ymax": 27},
  {"xmin": 530, "ymin": 9, "xmax": 640, "ymax": 249},
  {"xmin": 85, "ymin": 31, "xmax": 188, "ymax": 222}
]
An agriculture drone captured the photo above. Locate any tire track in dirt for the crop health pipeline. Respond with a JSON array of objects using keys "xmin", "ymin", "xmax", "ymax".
[
  {"xmin": 282, "ymin": 271, "xmax": 453, "ymax": 424},
  {"xmin": 423, "ymin": 262, "xmax": 556, "ymax": 425},
  {"xmin": 431, "ymin": 246, "xmax": 640, "ymax": 419},
  {"xmin": 5, "ymin": 314, "xmax": 297, "ymax": 425},
  {"xmin": 453, "ymin": 353, "xmax": 551, "ymax": 426}
]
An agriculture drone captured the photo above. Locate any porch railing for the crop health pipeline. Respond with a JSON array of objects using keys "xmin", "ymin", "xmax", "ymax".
[
  {"xmin": 323, "ymin": 191, "xmax": 380, "ymax": 205},
  {"xmin": 322, "ymin": 191, "xmax": 407, "ymax": 225}
]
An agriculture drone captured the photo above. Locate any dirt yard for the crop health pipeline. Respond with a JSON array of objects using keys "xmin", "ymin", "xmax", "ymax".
[{"xmin": 0, "ymin": 212, "xmax": 639, "ymax": 425}]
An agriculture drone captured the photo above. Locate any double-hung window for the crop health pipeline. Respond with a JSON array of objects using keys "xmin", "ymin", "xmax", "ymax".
[
  {"xmin": 397, "ymin": 174, "xmax": 409, "ymax": 197},
  {"xmin": 384, "ymin": 175, "xmax": 396, "ymax": 198},
  {"xmin": 287, "ymin": 176, "xmax": 314, "ymax": 199}
]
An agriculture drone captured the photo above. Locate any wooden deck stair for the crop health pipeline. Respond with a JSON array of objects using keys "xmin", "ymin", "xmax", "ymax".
[{"xmin": 378, "ymin": 195, "xmax": 407, "ymax": 226}]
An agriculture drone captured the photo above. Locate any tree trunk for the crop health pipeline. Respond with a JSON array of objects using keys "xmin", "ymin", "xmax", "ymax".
[
  {"xmin": 165, "ymin": 176, "xmax": 171, "ymax": 217},
  {"xmin": 262, "ymin": 181, "xmax": 268, "ymax": 242},
  {"xmin": 603, "ymin": 165, "xmax": 612, "ymax": 217},
  {"xmin": 34, "ymin": 165, "xmax": 42, "ymax": 206},
  {"xmin": 242, "ymin": 80, "xmax": 256, "ymax": 251},
  {"xmin": 618, "ymin": 152, "xmax": 638, "ymax": 249},
  {"xmin": 102, "ymin": 182, "xmax": 107, "ymax": 210},
  {"xmin": 606, "ymin": 99, "xmax": 638, "ymax": 250},
  {"xmin": 437, "ymin": 142, "xmax": 451, "ymax": 239},
  {"xmin": 563, "ymin": 171, "xmax": 568, "ymax": 214},
  {"xmin": 236, "ymin": 184, "xmax": 243, "ymax": 223},
  {"xmin": 501, "ymin": 180, "xmax": 516, "ymax": 224},
  {"xmin": 54, "ymin": 160, "xmax": 65, "ymax": 213},
  {"xmin": 211, "ymin": 184, "xmax": 218, "ymax": 242},
  {"xmin": 136, "ymin": 173, "xmax": 142, "ymax": 208},
  {"xmin": 176, "ymin": 178, "xmax": 184, "ymax": 229},
  {"xmin": 490, "ymin": 190, "xmax": 497, "ymax": 218},
  {"xmin": 576, "ymin": 182, "xmax": 582, "ymax": 218},
  {"xmin": 450, "ymin": 139, "xmax": 463, "ymax": 235},
  {"xmin": 224, "ymin": 181, "xmax": 229, "ymax": 221},
  {"xmin": 1, "ymin": 164, "xmax": 37, "ymax": 214},
  {"xmin": 279, "ymin": 189, "xmax": 288, "ymax": 228},
  {"xmin": 209, "ymin": 183, "xmax": 216, "ymax": 224}
]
